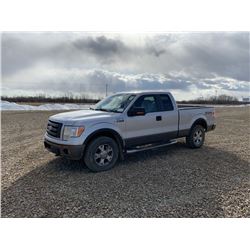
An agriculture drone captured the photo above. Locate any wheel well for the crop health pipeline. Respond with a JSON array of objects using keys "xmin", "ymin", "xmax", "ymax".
[
  {"xmin": 84, "ymin": 129, "xmax": 124, "ymax": 159},
  {"xmin": 192, "ymin": 118, "xmax": 207, "ymax": 131}
]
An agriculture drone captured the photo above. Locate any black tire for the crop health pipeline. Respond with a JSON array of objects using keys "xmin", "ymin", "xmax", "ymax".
[
  {"xmin": 186, "ymin": 125, "xmax": 205, "ymax": 148},
  {"xmin": 84, "ymin": 136, "xmax": 119, "ymax": 172}
]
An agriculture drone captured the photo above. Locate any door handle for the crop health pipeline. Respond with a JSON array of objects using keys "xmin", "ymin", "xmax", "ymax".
[{"xmin": 156, "ymin": 116, "xmax": 162, "ymax": 121}]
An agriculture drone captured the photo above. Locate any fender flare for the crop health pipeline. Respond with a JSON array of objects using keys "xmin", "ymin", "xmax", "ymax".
[
  {"xmin": 191, "ymin": 118, "xmax": 208, "ymax": 131},
  {"xmin": 83, "ymin": 128, "xmax": 125, "ymax": 159}
]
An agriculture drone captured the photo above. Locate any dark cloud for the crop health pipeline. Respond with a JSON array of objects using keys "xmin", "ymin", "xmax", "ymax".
[
  {"xmin": 73, "ymin": 36, "xmax": 127, "ymax": 56},
  {"xmin": 146, "ymin": 46, "xmax": 166, "ymax": 57}
]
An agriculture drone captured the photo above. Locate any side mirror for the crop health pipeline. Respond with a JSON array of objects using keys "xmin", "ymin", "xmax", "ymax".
[{"xmin": 128, "ymin": 107, "xmax": 146, "ymax": 116}]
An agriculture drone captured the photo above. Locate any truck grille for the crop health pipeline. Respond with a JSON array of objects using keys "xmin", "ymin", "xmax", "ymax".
[{"xmin": 46, "ymin": 120, "xmax": 62, "ymax": 138}]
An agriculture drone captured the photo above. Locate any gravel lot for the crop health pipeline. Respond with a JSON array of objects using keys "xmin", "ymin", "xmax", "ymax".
[{"xmin": 1, "ymin": 107, "xmax": 250, "ymax": 217}]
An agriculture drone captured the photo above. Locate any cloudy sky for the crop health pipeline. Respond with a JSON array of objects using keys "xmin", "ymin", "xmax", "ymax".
[{"xmin": 1, "ymin": 32, "xmax": 249, "ymax": 100}]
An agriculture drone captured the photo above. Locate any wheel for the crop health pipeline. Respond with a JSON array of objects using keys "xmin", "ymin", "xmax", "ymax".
[
  {"xmin": 84, "ymin": 136, "xmax": 119, "ymax": 172},
  {"xmin": 186, "ymin": 125, "xmax": 205, "ymax": 148}
]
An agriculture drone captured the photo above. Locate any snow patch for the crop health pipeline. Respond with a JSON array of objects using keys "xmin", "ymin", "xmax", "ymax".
[{"xmin": 0, "ymin": 101, "xmax": 91, "ymax": 111}]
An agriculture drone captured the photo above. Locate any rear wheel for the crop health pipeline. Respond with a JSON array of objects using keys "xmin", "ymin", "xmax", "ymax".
[
  {"xmin": 186, "ymin": 125, "xmax": 205, "ymax": 148},
  {"xmin": 84, "ymin": 136, "xmax": 119, "ymax": 172}
]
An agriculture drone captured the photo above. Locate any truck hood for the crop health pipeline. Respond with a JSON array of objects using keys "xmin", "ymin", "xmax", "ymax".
[{"xmin": 49, "ymin": 109, "xmax": 120, "ymax": 124}]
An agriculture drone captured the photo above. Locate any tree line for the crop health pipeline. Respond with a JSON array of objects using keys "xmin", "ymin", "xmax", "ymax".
[
  {"xmin": 1, "ymin": 94, "xmax": 100, "ymax": 104},
  {"xmin": 178, "ymin": 95, "xmax": 248, "ymax": 105}
]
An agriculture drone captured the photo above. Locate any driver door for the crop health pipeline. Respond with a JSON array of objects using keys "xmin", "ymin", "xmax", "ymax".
[{"xmin": 124, "ymin": 95, "xmax": 163, "ymax": 147}]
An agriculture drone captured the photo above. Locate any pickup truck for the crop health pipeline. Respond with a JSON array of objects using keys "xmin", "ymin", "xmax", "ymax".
[{"xmin": 44, "ymin": 91, "xmax": 216, "ymax": 172}]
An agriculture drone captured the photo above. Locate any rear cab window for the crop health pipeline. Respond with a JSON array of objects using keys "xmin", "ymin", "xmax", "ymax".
[{"xmin": 157, "ymin": 94, "xmax": 174, "ymax": 111}]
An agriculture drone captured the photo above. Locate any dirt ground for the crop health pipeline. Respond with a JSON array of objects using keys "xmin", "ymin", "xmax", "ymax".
[{"xmin": 1, "ymin": 107, "xmax": 250, "ymax": 217}]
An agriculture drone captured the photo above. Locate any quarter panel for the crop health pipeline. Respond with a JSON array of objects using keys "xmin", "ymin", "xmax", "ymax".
[{"xmin": 178, "ymin": 108, "xmax": 215, "ymax": 131}]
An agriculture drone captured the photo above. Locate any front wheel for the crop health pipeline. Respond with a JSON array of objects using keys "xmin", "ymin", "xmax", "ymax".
[
  {"xmin": 84, "ymin": 136, "xmax": 119, "ymax": 172},
  {"xmin": 186, "ymin": 125, "xmax": 205, "ymax": 148}
]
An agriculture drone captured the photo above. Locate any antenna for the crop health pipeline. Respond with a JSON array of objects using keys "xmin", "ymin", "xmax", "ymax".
[{"xmin": 105, "ymin": 83, "xmax": 108, "ymax": 97}]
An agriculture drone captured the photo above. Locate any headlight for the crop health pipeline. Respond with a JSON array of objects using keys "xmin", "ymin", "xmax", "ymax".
[{"xmin": 63, "ymin": 126, "xmax": 85, "ymax": 140}]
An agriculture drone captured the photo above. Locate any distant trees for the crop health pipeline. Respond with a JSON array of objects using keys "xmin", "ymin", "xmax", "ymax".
[
  {"xmin": 179, "ymin": 94, "xmax": 242, "ymax": 105},
  {"xmin": 1, "ymin": 94, "xmax": 100, "ymax": 104},
  {"xmin": 207, "ymin": 95, "xmax": 238, "ymax": 103}
]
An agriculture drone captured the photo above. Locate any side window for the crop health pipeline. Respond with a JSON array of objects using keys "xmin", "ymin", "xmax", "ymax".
[
  {"xmin": 158, "ymin": 94, "xmax": 174, "ymax": 111},
  {"xmin": 131, "ymin": 95, "xmax": 159, "ymax": 113}
]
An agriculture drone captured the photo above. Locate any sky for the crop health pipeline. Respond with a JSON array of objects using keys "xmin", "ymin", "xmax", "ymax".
[{"xmin": 1, "ymin": 32, "xmax": 249, "ymax": 100}]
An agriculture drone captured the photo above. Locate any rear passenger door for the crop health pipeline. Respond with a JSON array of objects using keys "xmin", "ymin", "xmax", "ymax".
[{"xmin": 156, "ymin": 94, "xmax": 178, "ymax": 137}]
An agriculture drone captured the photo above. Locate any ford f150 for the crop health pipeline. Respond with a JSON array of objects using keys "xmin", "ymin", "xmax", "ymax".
[{"xmin": 44, "ymin": 91, "xmax": 216, "ymax": 172}]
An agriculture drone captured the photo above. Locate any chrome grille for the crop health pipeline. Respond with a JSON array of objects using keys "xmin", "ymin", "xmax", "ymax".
[{"xmin": 46, "ymin": 120, "xmax": 62, "ymax": 138}]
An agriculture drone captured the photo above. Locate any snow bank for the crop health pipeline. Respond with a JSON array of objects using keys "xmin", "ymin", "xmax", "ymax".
[{"xmin": 0, "ymin": 100, "xmax": 91, "ymax": 111}]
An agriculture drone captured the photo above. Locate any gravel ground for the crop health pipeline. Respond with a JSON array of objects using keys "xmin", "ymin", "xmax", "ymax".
[{"xmin": 1, "ymin": 107, "xmax": 250, "ymax": 217}]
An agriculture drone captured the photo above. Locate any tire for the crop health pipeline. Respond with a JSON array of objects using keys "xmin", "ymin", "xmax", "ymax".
[
  {"xmin": 186, "ymin": 125, "xmax": 205, "ymax": 148},
  {"xmin": 84, "ymin": 136, "xmax": 119, "ymax": 172}
]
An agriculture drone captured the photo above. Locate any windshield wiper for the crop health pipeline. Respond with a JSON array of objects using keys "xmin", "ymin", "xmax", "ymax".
[
  {"xmin": 94, "ymin": 108, "xmax": 122, "ymax": 113},
  {"xmin": 94, "ymin": 108, "xmax": 110, "ymax": 112}
]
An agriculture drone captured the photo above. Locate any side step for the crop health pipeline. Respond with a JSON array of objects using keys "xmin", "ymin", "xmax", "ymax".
[{"xmin": 126, "ymin": 140, "xmax": 177, "ymax": 154}]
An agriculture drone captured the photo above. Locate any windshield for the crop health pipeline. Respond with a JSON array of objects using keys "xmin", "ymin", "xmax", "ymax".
[{"xmin": 94, "ymin": 94, "xmax": 136, "ymax": 113}]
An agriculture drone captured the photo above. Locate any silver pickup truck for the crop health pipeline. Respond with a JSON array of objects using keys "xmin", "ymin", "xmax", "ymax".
[{"xmin": 44, "ymin": 91, "xmax": 216, "ymax": 172}]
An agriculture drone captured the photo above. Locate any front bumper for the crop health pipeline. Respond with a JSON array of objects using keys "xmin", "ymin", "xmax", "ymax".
[{"xmin": 44, "ymin": 139, "xmax": 85, "ymax": 160}]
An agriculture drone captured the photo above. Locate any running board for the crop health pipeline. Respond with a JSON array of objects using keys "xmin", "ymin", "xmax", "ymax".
[{"xmin": 126, "ymin": 140, "xmax": 177, "ymax": 154}]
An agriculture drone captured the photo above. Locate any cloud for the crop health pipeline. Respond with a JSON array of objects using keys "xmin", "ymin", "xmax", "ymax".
[
  {"xmin": 73, "ymin": 36, "xmax": 128, "ymax": 56},
  {"xmin": 2, "ymin": 67, "xmax": 249, "ymax": 100},
  {"xmin": 1, "ymin": 32, "xmax": 249, "ymax": 99}
]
